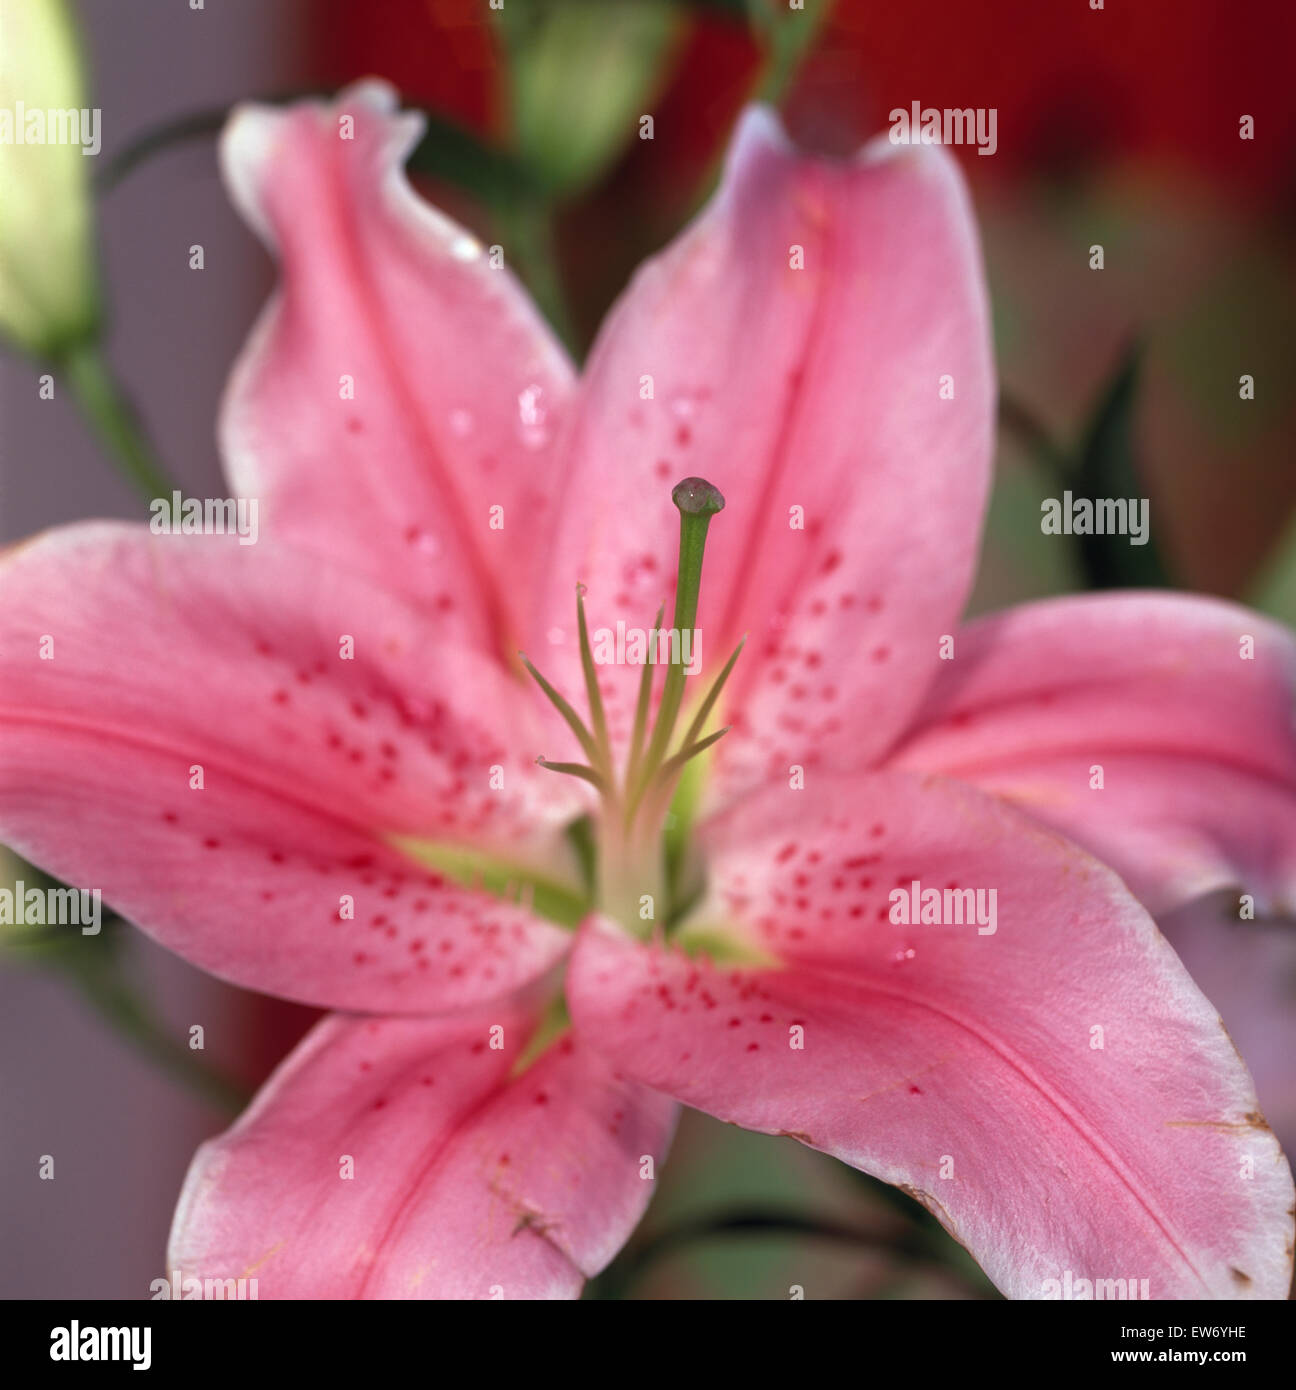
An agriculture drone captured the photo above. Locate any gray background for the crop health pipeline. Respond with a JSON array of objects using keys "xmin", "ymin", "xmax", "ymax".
[{"xmin": 0, "ymin": 0, "xmax": 305, "ymax": 1300}]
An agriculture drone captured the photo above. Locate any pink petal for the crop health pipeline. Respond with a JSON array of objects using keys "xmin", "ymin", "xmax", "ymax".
[
  {"xmin": 167, "ymin": 1002, "xmax": 676, "ymax": 1298},
  {"xmin": 567, "ymin": 772, "xmax": 1295, "ymax": 1299},
  {"xmin": 0, "ymin": 523, "xmax": 584, "ymax": 1012},
  {"xmin": 220, "ymin": 80, "xmax": 574, "ymax": 658},
  {"xmin": 890, "ymin": 592, "xmax": 1296, "ymax": 913},
  {"xmin": 534, "ymin": 106, "xmax": 993, "ymax": 779}
]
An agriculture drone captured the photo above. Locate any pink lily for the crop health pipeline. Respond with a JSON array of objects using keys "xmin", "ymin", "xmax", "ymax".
[{"xmin": 2, "ymin": 81, "xmax": 1292, "ymax": 1300}]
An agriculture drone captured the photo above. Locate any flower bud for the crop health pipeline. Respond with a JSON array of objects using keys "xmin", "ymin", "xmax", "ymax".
[
  {"xmin": 0, "ymin": 0, "xmax": 100, "ymax": 358},
  {"xmin": 494, "ymin": 0, "xmax": 679, "ymax": 196}
]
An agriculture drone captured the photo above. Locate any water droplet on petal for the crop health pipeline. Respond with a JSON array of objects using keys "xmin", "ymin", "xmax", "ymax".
[
  {"xmin": 518, "ymin": 383, "xmax": 551, "ymax": 449},
  {"xmin": 449, "ymin": 409, "xmax": 474, "ymax": 438}
]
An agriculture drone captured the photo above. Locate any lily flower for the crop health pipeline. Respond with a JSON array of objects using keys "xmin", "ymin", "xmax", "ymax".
[{"xmin": 1, "ymin": 82, "xmax": 1292, "ymax": 1299}]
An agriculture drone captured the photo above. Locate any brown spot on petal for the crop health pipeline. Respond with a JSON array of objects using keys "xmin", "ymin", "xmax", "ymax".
[
  {"xmin": 1164, "ymin": 1113, "xmax": 1273, "ymax": 1133},
  {"xmin": 777, "ymin": 1129, "xmax": 814, "ymax": 1146},
  {"xmin": 897, "ymin": 1183, "xmax": 958, "ymax": 1239}
]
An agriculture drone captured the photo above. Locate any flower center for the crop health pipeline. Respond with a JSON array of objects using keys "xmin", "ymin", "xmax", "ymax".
[{"xmin": 519, "ymin": 476, "xmax": 742, "ymax": 936}]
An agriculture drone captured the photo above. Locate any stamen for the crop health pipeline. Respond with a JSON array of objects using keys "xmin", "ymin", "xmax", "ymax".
[
  {"xmin": 516, "ymin": 475, "xmax": 740, "ymax": 933},
  {"xmin": 518, "ymin": 651, "xmax": 601, "ymax": 767},
  {"xmin": 535, "ymin": 756, "xmax": 608, "ymax": 795},
  {"xmin": 654, "ymin": 725, "xmax": 731, "ymax": 786},
  {"xmin": 677, "ymin": 632, "xmax": 746, "ymax": 755},
  {"xmin": 575, "ymin": 583, "xmax": 611, "ymax": 777},
  {"xmin": 624, "ymin": 599, "xmax": 666, "ymax": 792}
]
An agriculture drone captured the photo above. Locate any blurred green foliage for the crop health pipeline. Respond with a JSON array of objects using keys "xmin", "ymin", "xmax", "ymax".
[{"xmin": 492, "ymin": 0, "xmax": 682, "ymax": 198}]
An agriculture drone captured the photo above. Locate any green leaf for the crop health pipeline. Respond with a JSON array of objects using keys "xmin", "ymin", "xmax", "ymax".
[
  {"xmin": 1001, "ymin": 350, "xmax": 1172, "ymax": 592},
  {"xmin": 405, "ymin": 109, "xmax": 543, "ymax": 210},
  {"xmin": 1068, "ymin": 343, "xmax": 1170, "ymax": 588},
  {"xmin": 1249, "ymin": 511, "xmax": 1296, "ymax": 626}
]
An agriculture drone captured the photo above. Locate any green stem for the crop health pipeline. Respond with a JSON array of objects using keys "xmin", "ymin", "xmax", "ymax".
[
  {"xmin": 59, "ymin": 340, "xmax": 174, "ymax": 504},
  {"xmin": 751, "ymin": 0, "xmax": 832, "ymax": 107},
  {"xmin": 70, "ymin": 953, "xmax": 251, "ymax": 1114},
  {"xmin": 9, "ymin": 916, "xmax": 251, "ymax": 1115},
  {"xmin": 586, "ymin": 1205, "xmax": 990, "ymax": 1301}
]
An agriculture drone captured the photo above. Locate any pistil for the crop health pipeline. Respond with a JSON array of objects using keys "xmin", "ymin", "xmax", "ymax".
[{"xmin": 625, "ymin": 477, "xmax": 726, "ymax": 821}]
